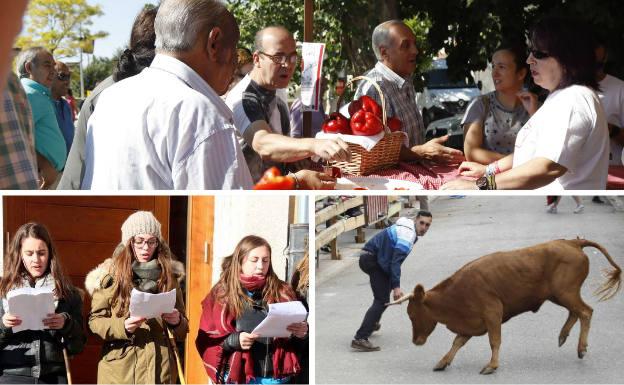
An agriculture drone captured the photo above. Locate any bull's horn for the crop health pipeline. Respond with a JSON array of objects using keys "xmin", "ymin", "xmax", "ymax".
[{"xmin": 385, "ymin": 293, "xmax": 413, "ymax": 306}]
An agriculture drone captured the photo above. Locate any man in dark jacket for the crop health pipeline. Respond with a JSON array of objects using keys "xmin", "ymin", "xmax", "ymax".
[{"xmin": 351, "ymin": 210, "xmax": 433, "ymax": 351}]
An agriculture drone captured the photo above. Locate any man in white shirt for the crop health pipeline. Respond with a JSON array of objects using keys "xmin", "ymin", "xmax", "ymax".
[
  {"xmin": 82, "ymin": 0, "xmax": 333, "ymax": 190},
  {"xmin": 595, "ymin": 41, "xmax": 624, "ymax": 165},
  {"xmin": 82, "ymin": 0, "xmax": 249, "ymax": 190}
]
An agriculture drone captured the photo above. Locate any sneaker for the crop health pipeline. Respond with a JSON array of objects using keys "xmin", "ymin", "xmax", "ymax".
[
  {"xmin": 351, "ymin": 339, "xmax": 380, "ymax": 352},
  {"xmin": 592, "ymin": 196, "xmax": 604, "ymax": 204},
  {"xmin": 574, "ymin": 205, "xmax": 585, "ymax": 214},
  {"xmin": 546, "ymin": 205, "xmax": 557, "ymax": 214},
  {"xmin": 373, "ymin": 322, "xmax": 381, "ymax": 332}
]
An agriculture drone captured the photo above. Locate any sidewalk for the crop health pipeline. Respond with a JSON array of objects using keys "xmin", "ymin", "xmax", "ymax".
[{"xmin": 316, "ymin": 196, "xmax": 439, "ymax": 286}]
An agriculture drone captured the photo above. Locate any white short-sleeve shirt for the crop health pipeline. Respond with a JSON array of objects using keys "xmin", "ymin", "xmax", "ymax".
[
  {"xmin": 598, "ymin": 74, "xmax": 624, "ymax": 165},
  {"xmin": 513, "ymin": 85, "xmax": 609, "ymax": 190},
  {"xmin": 81, "ymin": 54, "xmax": 253, "ymax": 190}
]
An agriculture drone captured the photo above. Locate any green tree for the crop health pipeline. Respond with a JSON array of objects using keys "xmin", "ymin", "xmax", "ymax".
[
  {"xmin": 401, "ymin": 0, "xmax": 624, "ymax": 81},
  {"xmin": 228, "ymin": 0, "xmax": 432, "ymax": 94},
  {"xmin": 71, "ymin": 55, "xmax": 115, "ymax": 95},
  {"xmin": 16, "ymin": 0, "xmax": 108, "ymax": 58}
]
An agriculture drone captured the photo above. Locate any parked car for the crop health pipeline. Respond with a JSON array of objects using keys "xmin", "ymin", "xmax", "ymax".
[
  {"xmin": 424, "ymin": 114, "xmax": 464, "ymax": 151},
  {"xmin": 417, "ymin": 59, "xmax": 481, "ymax": 127}
]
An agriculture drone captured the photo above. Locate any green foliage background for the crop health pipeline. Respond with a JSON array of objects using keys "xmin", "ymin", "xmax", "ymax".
[{"xmin": 228, "ymin": 0, "xmax": 624, "ymax": 91}]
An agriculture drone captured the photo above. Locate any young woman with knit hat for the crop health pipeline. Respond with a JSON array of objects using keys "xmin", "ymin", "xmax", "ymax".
[
  {"xmin": 195, "ymin": 235, "xmax": 308, "ymax": 384},
  {"xmin": 86, "ymin": 211, "xmax": 188, "ymax": 384},
  {"xmin": 0, "ymin": 223, "xmax": 86, "ymax": 384}
]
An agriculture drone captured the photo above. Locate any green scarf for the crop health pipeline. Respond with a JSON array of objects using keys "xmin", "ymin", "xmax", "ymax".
[{"xmin": 131, "ymin": 259, "xmax": 161, "ymax": 293}]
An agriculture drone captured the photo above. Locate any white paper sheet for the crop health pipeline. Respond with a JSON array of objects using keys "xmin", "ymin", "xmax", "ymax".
[
  {"xmin": 6, "ymin": 287, "xmax": 55, "ymax": 333},
  {"xmin": 129, "ymin": 288, "xmax": 176, "ymax": 319},
  {"xmin": 252, "ymin": 301, "xmax": 308, "ymax": 338},
  {"xmin": 301, "ymin": 42, "xmax": 325, "ymax": 112}
]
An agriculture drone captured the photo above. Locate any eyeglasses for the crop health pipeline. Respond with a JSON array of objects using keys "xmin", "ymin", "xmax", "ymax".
[
  {"xmin": 418, "ymin": 221, "xmax": 431, "ymax": 227},
  {"xmin": 132, "ymin": 238, "xmax": 159, "ymax": 248},
  {"xmin": 259, "ymin": 51, "xmax": 298, "ymax": 66},
  {"xmin": 57, "ymin": 73, "xmax": 71, "ymax": 81},
  {"xmin": 529, "ymin": 49, "xmax": 550, "ymax": 60}
]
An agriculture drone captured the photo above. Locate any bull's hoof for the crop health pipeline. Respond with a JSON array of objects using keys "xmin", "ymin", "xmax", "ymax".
[
  {"xmin": 559, "ymin": 335, "xmax": 568, "ymax": 347},
  {"xmin": 578, "ymin": 350, "xmax": 586, "ymax": 359},
  {"xmin": 433, "ymin": 361, "xmax": 449, "ymax": 371},
  {"xmin": 479, "ymin": 366, "xmax": 497, "ymax": 375}
]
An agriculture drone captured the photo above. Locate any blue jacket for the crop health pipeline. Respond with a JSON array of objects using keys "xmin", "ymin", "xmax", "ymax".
[{"xmin": 363, "ymin": 217, "xmax": 418, "ymax": 289}]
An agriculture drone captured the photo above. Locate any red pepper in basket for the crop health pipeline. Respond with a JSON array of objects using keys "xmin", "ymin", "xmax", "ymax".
[
  {"xmin": 387, "ymin": 117, "xmax": 402, "ymax": 132},
  {"xmin": 359, "ymin": 95, "xmax": 382, "ymax": 118},
  {"xmin": 350, "ymin": 110, "xmax": 383, "ymax": 136},
  {"xmin": 322, "ymin": 112, "xmax": 351, "ymax": 134},
  {"xmin": 253, "ymin": 167, "xmax": 295, "ymax": 190}
]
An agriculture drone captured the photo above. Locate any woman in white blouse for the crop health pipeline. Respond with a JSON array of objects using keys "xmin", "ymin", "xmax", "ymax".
[{"xmin": 444, "ymin": 17, "xmax": 609, "ymax": 190}]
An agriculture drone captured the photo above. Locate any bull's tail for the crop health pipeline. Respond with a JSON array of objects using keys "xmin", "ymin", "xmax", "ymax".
[{"xmin": 575, "ymin": 239, "xmax": 622, "ymax": 301}]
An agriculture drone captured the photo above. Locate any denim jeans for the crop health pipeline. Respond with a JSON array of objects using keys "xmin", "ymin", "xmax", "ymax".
[{"xmin": 354, "ymin": 251, "xmax": 391, "ymax": 340}]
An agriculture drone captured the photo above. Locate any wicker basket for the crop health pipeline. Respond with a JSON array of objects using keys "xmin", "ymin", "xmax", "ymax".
[{"xmin": 330, "ymin": 76, "xmax": 404, "ymax": 175}]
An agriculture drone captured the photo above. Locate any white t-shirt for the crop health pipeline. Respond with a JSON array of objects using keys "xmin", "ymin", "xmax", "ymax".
[
  {"xmin": 81, "ymin": 54, "xmax": 253, "ymax": 190},
  {"xmin": 513, "ymin": 85, "xmax": 609, "ymax": 190},
  {"xmin": 598, "ymin": 74, "xmax": 624, "ymax": 165}
]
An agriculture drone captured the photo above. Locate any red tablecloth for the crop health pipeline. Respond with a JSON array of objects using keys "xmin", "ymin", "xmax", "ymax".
[
  {"xmin": 607, "ymin": 166, "xmax": 624, "ymax": 189},
  {"xmin": 342, "ymin": 161, "xmax": 460, "ymax": 190}
]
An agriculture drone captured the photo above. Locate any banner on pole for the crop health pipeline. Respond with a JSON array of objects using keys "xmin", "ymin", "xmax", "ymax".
[{"xmin": 301, "ymin": 42, "xmax": 325, "ymax": 112}]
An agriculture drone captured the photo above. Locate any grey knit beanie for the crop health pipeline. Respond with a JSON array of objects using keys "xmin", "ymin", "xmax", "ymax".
[{"xmin": 121, "ymin": 211, "xmax": 162, "ymax": 244}]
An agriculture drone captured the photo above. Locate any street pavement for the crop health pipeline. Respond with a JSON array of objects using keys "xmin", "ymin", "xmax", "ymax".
[{"xmin": 315, "ymin": 196, "xmax": 624, "ymax": 384}]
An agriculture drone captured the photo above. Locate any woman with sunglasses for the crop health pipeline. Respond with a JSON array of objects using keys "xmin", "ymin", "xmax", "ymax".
[
  {"xmin": 444, "ymin": 17, "xmax": 609, "ymax": 190},
  {"xmin": 196, "ymin": 235, "xmax": 307, "ymax": 384},
  {"xmin": 0, "ymin": 223, "xmax": 86, "ymax": 384},
  {"xmin": 86, "ymin": 211, "xmax": 188, "ymax": 384},
  {"xmin": 462, "ymin": 42, "xmax": 533, "ymax": 164}
]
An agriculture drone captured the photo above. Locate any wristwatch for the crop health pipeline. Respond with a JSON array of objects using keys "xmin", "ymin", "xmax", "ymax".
[{"xmin": 476, "ymin": 176, "xmax": 488, "ymax": 190}]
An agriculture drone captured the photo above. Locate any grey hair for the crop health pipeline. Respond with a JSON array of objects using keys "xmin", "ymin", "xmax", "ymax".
[
  {"xmin": 155, "ymin": 0, "xmax": 234, "ymax": 53},
  {"xmin": 15, "ymin": 47, "xmax": 47, "ymax": 78},
  {"xmin": 372, "ymin": 20, "xmax": 405, "ymax": 61}
]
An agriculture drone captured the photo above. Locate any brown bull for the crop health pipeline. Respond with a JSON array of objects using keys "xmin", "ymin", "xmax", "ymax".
[{"xmin": 387, "ymin": 239, "xmax": 621, "ymax": 375}]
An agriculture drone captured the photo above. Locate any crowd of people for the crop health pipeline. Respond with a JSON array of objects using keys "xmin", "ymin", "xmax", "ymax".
[
  {"xmin": 1, "ymin": 213, "xmax": 309, "ymax": 384},
  {"xmin": 0, "ymin": 0, "xmax": 622, "ymax": 190}
]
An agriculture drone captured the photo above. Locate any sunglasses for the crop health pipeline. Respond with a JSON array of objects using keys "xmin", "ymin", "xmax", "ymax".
[
  {"xmin": 418, "ymin": 221, "xmax": 431, "ymax": 227},
  {"xmin": 57, "ymin": 73, "xmax": 71, "ymax": 81},
  {"xmin": 529, "ymin": 49, "xmax": 550, "ymax": 60}
]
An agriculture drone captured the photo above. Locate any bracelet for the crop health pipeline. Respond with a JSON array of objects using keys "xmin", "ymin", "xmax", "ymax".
[
  {"xmin": 288, "ymin": 172, "xmax": 301, "ymax": 190},
  {"xmin": 486, "ymin": 174, "xmax": 497, "ymax": 190},
  {"xmin": 485, "ymin": 161, "xmax": 502, "ymax": 177}
]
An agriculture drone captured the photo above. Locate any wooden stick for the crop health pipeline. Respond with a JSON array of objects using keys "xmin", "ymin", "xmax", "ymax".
[
  {"xmin": 61, "ymin": 339, "xmax": 73, "ymax": 385},
  {"xmin": 166, "ymin": 326, "xmax": 186, "ymax": 385}
]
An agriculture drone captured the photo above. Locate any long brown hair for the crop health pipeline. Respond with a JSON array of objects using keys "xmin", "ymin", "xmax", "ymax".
[
  {"xmin": 110, "ymin": 237, "xmax": 176, "ymax": 317},
  {"xmin": 0, "ymin": 223, "xmax": 73, "ymax": 299},
  {"xmin": 293, "ymin": 251, "xmax": 309, "ymax": 295},
  {"xmin": 216, "ymin": 235, "xmax": 290, "ymax": 319}
]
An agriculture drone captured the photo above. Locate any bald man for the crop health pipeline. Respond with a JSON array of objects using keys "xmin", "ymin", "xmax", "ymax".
[
  {"xmin": 51, "ymin": 61, "xmax": 74, "ymax": 154},
  {"xmin": 226, "ymin": 26, "xmax": 349, "ymax": 183}
]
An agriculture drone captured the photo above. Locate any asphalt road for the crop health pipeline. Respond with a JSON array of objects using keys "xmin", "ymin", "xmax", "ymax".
[{"xmin": 315, "ymin": 196, "xmax": 624, "ymax": 384}]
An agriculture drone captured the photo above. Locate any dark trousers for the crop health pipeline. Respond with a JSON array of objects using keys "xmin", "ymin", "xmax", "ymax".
[
  {"xmin": 0, "ymin": 374, "xmax": 67, "ymax": 384},
  {"xmin": 355, "ymin": 251, "xmax": 391, "ymax": 340}
]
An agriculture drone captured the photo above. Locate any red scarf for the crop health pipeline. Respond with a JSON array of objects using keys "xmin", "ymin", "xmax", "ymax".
[
  {"xmin": 239, "ymin": 274, "xmax": 266, "ymax": 292},
  {"xmin": 196, "ymin": 280, "xmax": 301, "ymax": 384}
]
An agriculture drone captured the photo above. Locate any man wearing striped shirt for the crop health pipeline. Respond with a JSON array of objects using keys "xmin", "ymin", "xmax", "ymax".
[
  {"xmin": 355, "ymin": 20, "xmax": 464, "ymax": 164},
  {"xmin": 351, "ymin": 210, "xmax": 433, "ymax": 351}
]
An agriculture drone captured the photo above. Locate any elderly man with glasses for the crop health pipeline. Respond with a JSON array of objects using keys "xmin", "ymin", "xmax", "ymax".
[
  {"xmin": 226, "ymin": 26, "xmax": 348, "ymax": 185},
  {"xmin": 16, "ymin": 47, "xmax": 67, "ymax": 188},
  {"xmin": 51, "ymin": 61, "xmax": 74, "ymax": 155}
]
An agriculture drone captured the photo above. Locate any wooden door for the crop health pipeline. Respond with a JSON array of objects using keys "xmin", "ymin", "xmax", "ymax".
[
  {"xmin": 185, "ymin": 196, "xmax": 215, "ymax": 384},
  {"xmin": 3, "ymin": 196, "xmax": 170, "ymax": 384}
]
